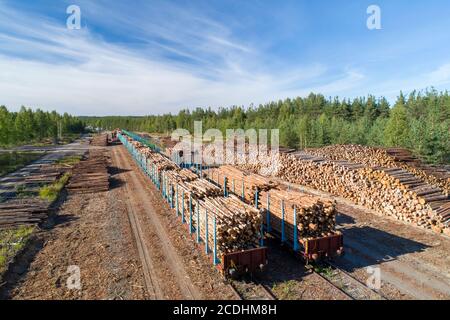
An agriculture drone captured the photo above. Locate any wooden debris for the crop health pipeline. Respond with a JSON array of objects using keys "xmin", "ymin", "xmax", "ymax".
[
  {"xmin": 90, "ymin": 134, "xmax": 109, "ymax": 147},
  {"xmin": 0, "ymin": 200, "xmax": 49, "ymax": 229},
  {"xmin": 66, "ymin": 149, "xmax": 110, "ymax": 195}
]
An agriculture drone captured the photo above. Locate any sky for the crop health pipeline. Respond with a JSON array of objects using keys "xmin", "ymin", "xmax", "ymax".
[{"xmin": 1, "ymin": 0, "xmax": 450, "ymax": 116}]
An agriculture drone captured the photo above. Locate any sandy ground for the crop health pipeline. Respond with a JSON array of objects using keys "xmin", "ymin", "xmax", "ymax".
[{"xmin": 2, "ymin": 186, "xmax": 148, "ymax": 299}]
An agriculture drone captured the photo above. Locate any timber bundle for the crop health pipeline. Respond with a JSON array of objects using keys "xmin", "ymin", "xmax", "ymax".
[
  {"xmin": 305, "ymin": 144, "xmax": 450, "ymax": 195},
  {"xmin": 120, "ymin": 132, "xmax": 262, "ymax": 255},
  {"xmin": 206, "ymin": 166, "xmax": 337, "ymax": 239},
  {"xmin": 0, "ymin": 200, "xmax": 49, "ymax": 229},
  {"xmin": 90, "ymin": 133, "xmax": 109, "ymax": 147},
  {"xmin": 0, "ymin": 163, "xmax": 73, "ymax": 228},
  {"xmin": 207, "ymin": 165, "xmax": 278, "ymax": 204},
  {"xmin": 277, "ymin": 151, "xmax": 450, "ymax": 235},
  {"xmin": 200, "ymin": 141, "xmax": 282, "ymax": 177},
  {"xmin": 66, "ymin": 149, "xmax": 110, "ymax": 195},
  {"xmin": 259, "ymin": 189, "xmax": 337, "ymax": 239},
  {"xmin": 175, "ymin": 192, "xmax": 263, "ymax": 253}
]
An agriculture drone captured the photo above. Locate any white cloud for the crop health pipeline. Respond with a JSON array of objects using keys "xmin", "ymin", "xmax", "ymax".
[{"xmin": 0, "ymin": 2, "xmax": 365, "ymax": 115}]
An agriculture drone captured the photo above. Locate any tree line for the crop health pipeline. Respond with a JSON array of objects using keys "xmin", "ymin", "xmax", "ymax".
[
  {"xmin": 0, "ymin": 106, "xmax": 85, "ymax": 147},
  {"xmin": 83, "ymin": 89, "xmax": 449, "ymax": 164}
]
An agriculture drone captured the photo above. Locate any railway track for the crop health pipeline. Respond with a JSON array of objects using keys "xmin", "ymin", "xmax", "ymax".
[
  {"xmin": 228, "ymin": 280, "xmax": 277, "ymax": 300},
  {"xmin": 311, "ymin": 261, "xmax": 387, "ymax": 300}
]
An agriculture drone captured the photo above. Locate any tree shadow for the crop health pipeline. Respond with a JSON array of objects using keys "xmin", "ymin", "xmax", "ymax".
[
  {"xmin": 333, "ymin": 225, "xmax": 430, "ymax": 271},
  {"xmin": 108, "ymin": 166, "xmax": 130, "ymax": 176},
  {"xmin": 336, "ymin": 213, "xmax": 356, "ymax": 225},
  {"xmin": 252, "ymin": 215, "xmax": 429, "ymax": 289},
  {"xmin": 109, "ymin": 176, "xmax": 125, "ymax": 190}
]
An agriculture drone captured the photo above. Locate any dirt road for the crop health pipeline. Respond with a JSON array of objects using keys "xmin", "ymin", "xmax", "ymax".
[{"xmin": 111, "ymin": 145, "xmax": 238, "ymax": 299}]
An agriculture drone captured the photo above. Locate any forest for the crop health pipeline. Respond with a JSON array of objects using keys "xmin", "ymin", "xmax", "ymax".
[
  {"xmin": 84, "ymin": 90, "xmax": 449, "ymax": 165},
  {"xmin": 0, "ymin": 106, "xmax": 85, "ymax": 147}
]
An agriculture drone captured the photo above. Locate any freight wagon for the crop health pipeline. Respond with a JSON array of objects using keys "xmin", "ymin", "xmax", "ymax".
[
  {"xmin": 205, "ymin": 167, "xmax": 344, "ymax": 264},
  {"xmin": 117, "ymin": 131, "xmax": 268, "ymax": 278}
]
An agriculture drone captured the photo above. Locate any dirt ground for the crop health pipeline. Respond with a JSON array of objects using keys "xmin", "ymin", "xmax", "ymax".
[
  {"xmin": 2, "ymin": 186, "xmax": 148, "ymax": 299},
  {"xmin": 1, "ymin": 146, "xmax": 237, "ymax": 300}
]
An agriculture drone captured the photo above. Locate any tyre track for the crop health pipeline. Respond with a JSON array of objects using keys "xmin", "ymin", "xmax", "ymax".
[
  {"xmin": 112, "ymin": 146, "xmax": 164, "ymax": 299},
  {"xmin": 114, "ymin": 145, "xmax": 201, "ymax": 300}
]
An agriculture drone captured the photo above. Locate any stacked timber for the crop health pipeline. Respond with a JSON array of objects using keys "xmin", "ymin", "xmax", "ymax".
[
  {"xmin": 24, "ymin": 171, "xmax": 62, "ymax": 187},
  {"xmin": 66, "ymin": 149, "xmax": 110, "ymax": 195},
  {"xmin": 120, "ymin": 132, "xmax": 265, "ymax": 254},
  {"xmin": 0, "ymin": 200, "xmax": 49, "ymax": 229},
  {"xmin": 259, "ymin": 189, "xmax": 337, "ymax": 239},
  {"xmin": 305, "ymin": 144, "xmax": 449, "ymax": 195},
  {"xmin": 277, "ymin": 152, "xmax": 450, "ymax": 235},
  {"xmin": 192, "ymin": 195, "xmax": 262, "ymax": 254},
  {"xmin": 90, "ymin": 134, "xmax": 108, "ymax": 147},
  {"xmin": 206, "ymin": 165, "xmax": 278, "ymax": 204},
  {"xmin": 164, "ymin": 168, "xmax": 198, "ymax": 183},
  {"xmin": 199, "ymin": 140, "xmax": 282, "ymax": 177},
  {"xmin": 168, "ymin": 174, "xmax": 222, "ymax": 200}
]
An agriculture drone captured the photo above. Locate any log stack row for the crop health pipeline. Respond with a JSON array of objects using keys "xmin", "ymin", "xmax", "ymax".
[
  {"xmin": 188, "ymin": 195, "xmax": 263, "ymax": 253},
  {"xmin": 305, "ymin": 144, "xmax": 450, "ymax": 195},
  {"xmin": 276, "ymin": 151, "xmax": 450, "ymax": 235},
  {"xmin": 90, "ymin": 134, "xmax": 109, "ymax": 147},
  {"xmin": 66, "ymin": 149, "xmax": 110, "ymax": 195},
  {"xmin": 206, "ymin": 165, "xmax": 278, "ymax": 205},
  {"xmin": 119, "ymin": 132, "xmax": 263, "ymax": 255},
  {"xmin": 259, "ymin": 189, "xmax": 337, "ymax": 240},
  {"xmin": 0, "ymin": 200, "xmax": 49, "ymax": 229},
  {"xmin": 205, "ymin": 165, "xmax": 337, "ymax": 240}
]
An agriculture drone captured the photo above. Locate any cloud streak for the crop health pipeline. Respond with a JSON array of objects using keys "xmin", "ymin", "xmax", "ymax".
[{"xmin": 2, "ymin": 1, "xmax": 447, "ymax": 115}]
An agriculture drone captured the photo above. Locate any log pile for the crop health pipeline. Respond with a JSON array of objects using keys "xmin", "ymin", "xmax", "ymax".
[
  {"xmin": 199, "ymin": 140, "xmax": 282, "ymax": 177},
  {"xmin": 206, "ymin": 165, "xmax": 278, "ymax": 204},
  {"xmin": 276, "ymin": 151, "xmax": 450, "ymax": 235},
  {"xmin": 168, "ymin": 175, "xmax": 222, "ymax": 200},
  {"xmin": 119, "ymin": 131, "xmax": 268, "ymax": 254},
  {"xmin": 192, "ymin": 195, "xmax": 262, "ymax": 254},
  {"xmin": 305, "ymin": 144, "xmax": 450, "ymax": 195},
  {"xmin": 66, "ymin": 149, "xmax": 110, "ymax": 195},
  {"xmin": 259, "ymin": 189, "xmax": 337, "ymax": 239},
  {"xmin": 0, "ymin": 200, "xmax": 49, "ymax": 229},
  {"xmin": 90, "ymin": 134, "xmax": 109, "ymax": 147}
]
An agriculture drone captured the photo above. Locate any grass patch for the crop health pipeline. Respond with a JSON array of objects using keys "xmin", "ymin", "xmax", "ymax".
[
  {"xmin": 272, "ymin": 280, "xmax": 298, "ymax": 300},
  {"xmin": 314, "ymin": 265, "xmax": 335, "ymax": 278},
  {"xmin": 55, "ymin": 155, "xmax": 82, "ymax": 166},
  {"xmin": 0, "ymin": 226, "xmax": 34, "ymax": 274},
  {"xmin": 39, "ymin": 173, "xmax": 71, "ymax": 202}
]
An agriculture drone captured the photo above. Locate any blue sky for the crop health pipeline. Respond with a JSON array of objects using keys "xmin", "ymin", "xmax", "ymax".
[{"xmin": 1, "ymin": 0, "xmax": 450, "ymax": 115}]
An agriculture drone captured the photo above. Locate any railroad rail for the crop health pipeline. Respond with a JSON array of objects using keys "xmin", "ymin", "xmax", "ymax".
[{"xmin": 228, "ymin": 280, "xmax": 277, "ymax": 300}]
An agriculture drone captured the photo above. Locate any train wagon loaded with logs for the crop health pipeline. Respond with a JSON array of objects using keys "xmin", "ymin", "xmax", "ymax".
[
  {"xmin": 116, "ymin": 130, "xmax": 267, "ymax": 278},
  {"xmin": 206, "ymin": 166, "xmax": 344, "ymax": 262}
]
